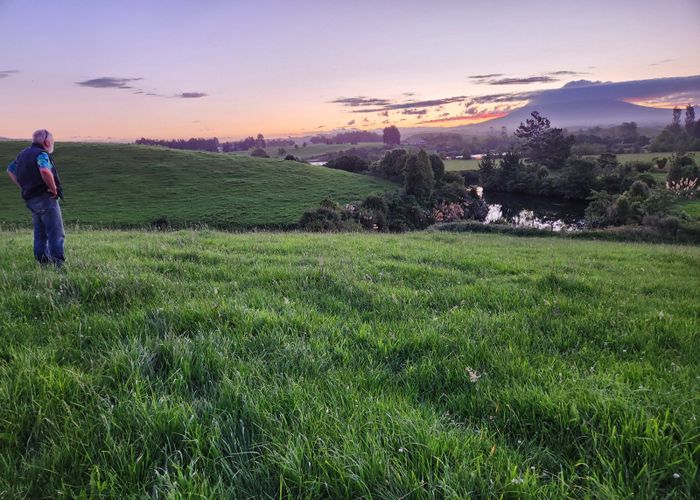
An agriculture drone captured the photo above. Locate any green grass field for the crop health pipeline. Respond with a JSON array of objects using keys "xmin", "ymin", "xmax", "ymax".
[
  {"xmin": 444, "ymin": 159, "xmax": 481, "ymax": 171},
  {"xmin": 677, "ymin": 199, "xmax": 700, "ymax": 219},
  {"xmin": 0, "ymin": 230, "xmax": 698, "ymax": 497},
  {"xmin": 234, "ymin": 142, "xmax": 384, "ymax": 161},
  {"xmin": 0, "ymin": 142, "xmax": 393, "ymax": 229},
  {"xmin": 444, "ymin": 151, "xmax": 700, "ymax": 172}
]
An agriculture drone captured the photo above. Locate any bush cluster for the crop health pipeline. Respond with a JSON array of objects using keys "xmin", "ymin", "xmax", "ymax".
[{"xmin": 299, "ymin": 149, "xmax": 488, "ymax": 232}]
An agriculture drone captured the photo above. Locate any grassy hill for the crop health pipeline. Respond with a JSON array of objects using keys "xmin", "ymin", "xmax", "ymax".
[
  {"xmin": 0, "ymin": 229, "xmax": 698, "ymax": 497},
  {"xmin": 0, "ymin": 142, "xmax": 393, "ymax": 229}
]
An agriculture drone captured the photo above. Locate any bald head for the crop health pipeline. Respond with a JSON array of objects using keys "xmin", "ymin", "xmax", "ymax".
[{"xmin": 32, "ymin": 129, "xmax": 54, "ymax": 154}]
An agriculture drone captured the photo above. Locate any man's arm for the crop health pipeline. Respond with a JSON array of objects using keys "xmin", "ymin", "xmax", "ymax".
[
  {"xmin": 40, "ymin": 169, "xmax": 58, "ymax": 198},
  {"xmin": 6, "ymin": 161, "xmax": 20, "ymax": 188},
  {"xmin": 37, "ymin": 152, "xmax": 58, "ymax": 198}
]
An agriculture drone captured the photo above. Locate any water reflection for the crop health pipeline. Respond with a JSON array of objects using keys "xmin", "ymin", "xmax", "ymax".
[{"xmin": 480, "ymin": 189, "xmax": 587, "ymax": 231}]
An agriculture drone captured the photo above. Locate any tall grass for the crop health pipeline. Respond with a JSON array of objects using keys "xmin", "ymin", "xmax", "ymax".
[{"xmin": 0, "ymin": 230, "xmax": 698, "ymax": 497}]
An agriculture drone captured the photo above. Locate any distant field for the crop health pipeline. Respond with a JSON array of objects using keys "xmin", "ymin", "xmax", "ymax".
[
  {"xmin": 614, "ymin": 151, "xmax": 699, "ymax": 163},
  {"xmin": 0, "ymin": 230, "xmax": 698, "ymax": 497},
  {"xmin": 444, "ymin": 159, "xmax": 481, "ymax": 171},
  {"xmin": 0, "ymin": 142, "xmax": 393, "ymax": 229},
  {"xmin": 234, "ymin": 142, "xmax": 385, "ymax": 160},
  {"xmin": 444, "ymin": 151, "xmax": 700, "ymax": 172},
  {"xmin": 676, "ymin": 199, "xmax": 700, "ymax": 219}
]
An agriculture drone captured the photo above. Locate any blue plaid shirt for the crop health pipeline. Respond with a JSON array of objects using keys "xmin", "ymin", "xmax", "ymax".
[{"xmin": 7, "ymin": 152, "xmax": 53, "ymax": 174}]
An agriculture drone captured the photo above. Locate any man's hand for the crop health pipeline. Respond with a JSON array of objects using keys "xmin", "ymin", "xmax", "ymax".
[{"xmin": 7, "ymin": 171, "xmax": 21, "ymax": 188}]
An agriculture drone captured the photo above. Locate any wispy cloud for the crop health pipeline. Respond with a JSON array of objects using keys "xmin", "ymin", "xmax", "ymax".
[
  {"xmin": 468, "ymin": 73, "xmax": 504, "ymax": 79},
  {"xmin": 347, "ymin": 119, "xmax": 355, "ymax": 126},
  {"xmin": 0, "ymin": 70, "xmax": 18, "ymax": 79},
  {"xmin": 483, "ymin": 75, "xmax": 559, "ymax": 85},
  {"xmin": 547, "ymin": 70, "xmax": 585, "ymax": 76},
  {"xmin": 345, "ymin": 96, "xmax": 468, "ymax": 113},
  {"xmin": 418, "ymin": 111, "xmax": 508, "ymax": 125},
  {"xmin": 463, "ymin": 91, "xmax": 539, "ymax": 107},
  {"xmin": 401, "ymin": 109, "xmax": 428, "ymax": 116},
  {"xmin": 177, "ymin": 92, "xmax": 208, "ymax": 99},
  {"xmin": 76, "ymin": 77, "xmax": 143, "ymax": 89},
  {"xmin": 76, "ymin": 76, "xmax": 208, "ymax": 99},
  {"xmin": 331, "ymin": 96, "xmax": 392, "ymax": 107},
  {"xmin": 650, "ymin": 58, "xmax": 674, "ymax": 67},
  {"xmin": 469, "ymin": 70, "xmax": 586, "ymax": 86}
]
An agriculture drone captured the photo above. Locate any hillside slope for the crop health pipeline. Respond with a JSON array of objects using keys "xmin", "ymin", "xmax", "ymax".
[{"xmin": 0, "ymin": 142, "xmax": 393, "ymax": 228}]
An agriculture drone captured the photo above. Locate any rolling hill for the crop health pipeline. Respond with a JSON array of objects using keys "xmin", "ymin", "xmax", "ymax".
[{"xmin": 0, "ymin": 142, "xmax": 394, "ymax": 229}]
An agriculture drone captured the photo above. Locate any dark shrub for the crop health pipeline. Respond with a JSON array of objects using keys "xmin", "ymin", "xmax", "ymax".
[
  {"xmin": 325, "ymin": 155, "xmax": 369, "ymax": 173},
  {"xmin": 251, "ymin": 148, "xmax": 270, "ymax": 158},
  {"xmin": 298, "ymin": 206, "xmax": 361, "ymax": 232},
  {"xmin": 384, "ymin": 192, "xmax": 430, "ymax": 232},
  {"xmin": 362, "ymin": 195, "xmax": 388, "ymax": 213},
  {"xmin": 442, "ymin": 171, "xmax": 465, "ymax": 185}
]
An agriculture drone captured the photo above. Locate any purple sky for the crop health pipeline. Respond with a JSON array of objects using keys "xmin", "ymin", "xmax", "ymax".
[{"xmin": 1, "ymin": 0, "xmax": 699, "ymax": 140}]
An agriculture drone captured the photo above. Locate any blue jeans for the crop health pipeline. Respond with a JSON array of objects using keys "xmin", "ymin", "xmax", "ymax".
[{"xmin": 25, "ymin": 194, "xmax": 65, "ymax": 265}]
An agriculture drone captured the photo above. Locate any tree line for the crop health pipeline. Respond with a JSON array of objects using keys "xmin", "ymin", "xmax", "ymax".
[{"xmin": 135, "ymin": 137, "xmax": 220, "ymax": 152}]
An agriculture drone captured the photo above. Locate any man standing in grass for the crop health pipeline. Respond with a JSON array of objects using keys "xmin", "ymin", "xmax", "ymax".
[{"xmin": 6, "ymin": 130, "xmax": 65, "ymax": 266}]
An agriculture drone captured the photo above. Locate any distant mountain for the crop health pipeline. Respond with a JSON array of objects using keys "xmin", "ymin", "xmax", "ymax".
[{"xmin": 442, "ymin": 75, "xmax": 700, "ymax": 133}]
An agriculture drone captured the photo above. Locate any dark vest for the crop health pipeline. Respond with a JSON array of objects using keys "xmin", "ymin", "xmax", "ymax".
[{"xmin": 14, "ymin": 143, "xmax": 63, "ymax": 201}]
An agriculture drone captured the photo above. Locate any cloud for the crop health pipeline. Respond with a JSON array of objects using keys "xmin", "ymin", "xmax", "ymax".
[
  {"xmin": 76, "ymin": 77, "xmax": 143, "ymax": 89},
  {"xmin": 76, "ymin": 76, "xmax": 208, "ymax": 99},
  {"xmin": 650, "ymin": 58, "xmax": 674, "ymax": 66},
  {"xmin": 0, "ymin": 70, "xmax": 18, "ymax": 79},
  {"xmin": 418, "ymin": 111, "xmax": 509, "ymax": 125},
  {"xmin": 402, "ymin": 92, "xmax": 415, "ymax": 97},
  {"xmin": 362, "ymin": 117, "xmax": 370, "ymax": 124},
  {"xmin": 439, "ymin": 112, "xmax": 450, "ymax": 118},
  {"xmin": 463, "ymin": 91, "xmax": 539, "ymax": 107},
  {"xmin": 485, "ymin": 76, "xmax": 559, "ymax": 85},
  {"xmin": 177, "ymin": 92, "xmax": 208, "ymax": 98},
  {"xmin": 347, "ymin": 119, "xmax": 355, "ymax": 126},
  {"xmin": 331, "ymin": 96, "xmax": 392, "ymax": 107},
  {"xmin": 468, "ymin": 73, "xmax": 504, "ymax": 79},
  {"xmin": 346, "ymin": 95, "xmax": 468, "ymax": 113},
  {"xmin": 401, "ymin": 109, "xmax": 428, "ymax": 116},
  {"xmin": 378, "ymin": 111, "xmax": 389, "ymax": 117},
  {"xmin": 547, "ymin": 70, "xmax": 585, "ymax": 76}
]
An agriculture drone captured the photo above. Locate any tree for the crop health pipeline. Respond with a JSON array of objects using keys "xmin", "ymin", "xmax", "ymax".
[
  {"xmin": 376, "ymin": 149, "xmax": 408, "ymax": 179},
  {"xmin": 685, "ymin": 104, "xmax": 696, "ymax": 134},
  {"xmin": 383, "ymin": 125, "xmax": 401, "ymax": 146},
  {"xmin": 403, "ymin": 150, "xmax": 434, "ymax": 203},
  {"xmin": 478, "ymin": 152, "xmax": 498, "ymax": 189},
  {"xmin": 277, "ymin": 147, "xmax": 287, "ymax": 157},
  {"xmin": 556, "ymin": 158, "xmax": 598, "ymax": 199},
  {"xmin": 515, "ymin": 111, "xmax": 574, "ymax": 170},
  {"xmin": 429, "ymin": 154, "xmax": 445, "ymax": 184},
  {"xmin": 671, "ymin": 107, "xmax": 682, "ymax": 130},
  {"xmin": 255, "ymin": 134, "xmax": 266, "ymax": 148}
]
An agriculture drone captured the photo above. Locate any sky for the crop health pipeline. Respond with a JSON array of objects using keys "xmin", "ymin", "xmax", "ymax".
[{"xmin": 1, "ymin": 0, "xmax": 699, "ymax": 141}]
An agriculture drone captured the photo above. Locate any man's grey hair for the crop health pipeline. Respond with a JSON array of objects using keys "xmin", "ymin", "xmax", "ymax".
[{"xmin": 32, "ymin": 129, "xmax": 53, "ymax": 144}]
